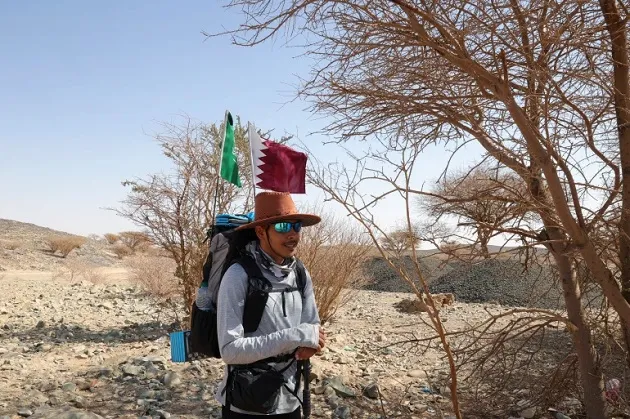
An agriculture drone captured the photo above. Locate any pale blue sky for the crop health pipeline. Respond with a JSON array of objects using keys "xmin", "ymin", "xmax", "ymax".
[{"xmin": 0, "ymin": 1, "xmax": 482, "ymax": 238}]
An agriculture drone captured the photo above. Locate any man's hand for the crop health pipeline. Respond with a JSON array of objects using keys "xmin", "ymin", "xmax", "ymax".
[
  {"xmin": 318, "ymin": 327, "xmax": 326, "ymax": 351},
  {"xmin": 296, "ymin": 327, "xmax": 326, "ymax": 360},
  {"xmin": 295, "ymin": 347, "xmax": 317, "ymax": 360}
]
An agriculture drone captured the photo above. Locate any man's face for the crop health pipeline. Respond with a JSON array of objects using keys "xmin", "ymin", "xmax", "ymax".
[{"xmin": 256, "ymin": 220, "xmax": 302, "ymax": 260}]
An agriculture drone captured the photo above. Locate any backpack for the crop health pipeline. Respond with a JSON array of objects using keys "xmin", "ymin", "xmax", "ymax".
[{"xmin": 188, "ymin": 214, "xmax": 308, "ymax": 359}]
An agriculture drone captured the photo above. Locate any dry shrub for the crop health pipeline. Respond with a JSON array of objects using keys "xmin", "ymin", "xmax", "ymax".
[
  {"xmin": 439, "ymin": 241, "xmax": 470, "ymax": 255},
  {"xmin": 134, "ymin": 241, "xmax": 154, "ymax": 254},
  {"xmin": 295, "ymin": 204, "xmax": 371, "ymax": 324},
  {"xmin": 111, "ymin": 244, "xmax": 132, "ymax": 259},
  {"xmin": 47, "ymin": 236, "xmax": 86, "ymax": 257},
  {"xmin": 124, "ymin": 255, "xmax": 179, "ymax": 301},
  {"xmin": 143, "ymin": 245, "xmax": 169, "ymax": 257},
  {"xmin": 104, "ymin": 233, "xmax": 119, "ymax": 244},
  {"xmin": 53, "ymin": 260, "xmax": 109, "ymax": 284},
  {"xmin": 394, "ymin": 293, "xmax": 455, "ymax": 313},
  {"xmin": 118, "ymin": 231, "xmax": 152, "ymax": 253},
  {"xmin": 1, "ymin": 240, "xmax": 21, "ymax": 250}
]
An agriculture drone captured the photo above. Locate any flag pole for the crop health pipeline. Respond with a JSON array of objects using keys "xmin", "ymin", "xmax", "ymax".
[
  {"xmin": 248, "ymin": 122, "xmax": 258, "ymax": 198},
  {"xmin": 212, "ymin": 110, "xmax": 229, "ymax": 228}
]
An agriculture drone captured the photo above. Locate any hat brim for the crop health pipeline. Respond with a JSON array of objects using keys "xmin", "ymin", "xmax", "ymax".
[{"xmin": 235, "ymin": 213, "xmax": 321, "ymax": 231}]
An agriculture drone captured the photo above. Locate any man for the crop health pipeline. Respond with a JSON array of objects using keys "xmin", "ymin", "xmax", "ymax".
[{"xmin": 215, "ymin": 191, "xmax": 326, "ymax": 419}]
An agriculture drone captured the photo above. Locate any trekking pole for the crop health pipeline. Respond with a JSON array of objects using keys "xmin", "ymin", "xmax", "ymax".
[{"xmin": 302, "ymin": 359, "xmax": 311, "ymax": 418}]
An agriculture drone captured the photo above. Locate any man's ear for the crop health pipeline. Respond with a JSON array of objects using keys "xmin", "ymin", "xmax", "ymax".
[{"xmin": 254, "ymin": 225, "xmax": 266, "ymax": 240}]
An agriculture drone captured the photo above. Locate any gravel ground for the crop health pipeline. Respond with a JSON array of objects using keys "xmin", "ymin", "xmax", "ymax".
[{"xmin": 1, "ymin": 269, "xmax": 606, "ymax": 419}]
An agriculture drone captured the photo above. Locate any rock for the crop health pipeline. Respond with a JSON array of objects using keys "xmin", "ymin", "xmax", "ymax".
[
  {"xmin": 407, "ymin": 370, "xmax": 424, "ymax": 378},
  {"xmin": 35, "ymin": 320, "xmax": 45, "ymax": 329},
  {"xmin": 73, "ymin": 344, "xmax": 87, "ymax": 353},
  {"xmin": 145, "ymin": 355, "xmax": 167, "ymax": 365},
  {"xmin": 62, "ymin": 382, "xmax": 77, "ymax": 392},
  {"xmin": 440, "ymin": 385, "xmax": 452, "ymax": 397},
  {"xmin": 122, "ymin": 364, "xmax": 143, "ymax": 376},
  {"xmin": 163, "ymin": 371, "xmax": 181, "ymax": 388},
  {"xmin": 18, "ymin": 408, "xmax": 33, "ymax": 417},
  {"xmin": 520, "ymin": 407, "xmax": 536, "ymax": 419},
  {"xmin": 29, "ymin": 406, "xmax": 105, "ymax": 419},
  {"xmin": 76, "ymin": 380, "xmax": 93, "ymax": 391},
  {"xmin": 145, "ymin": 363, "xmax": 160, "ymax": 379},
  {"xmin": 363, "ymin": 382, "xmax": 379, "ymax": 399},
  {"xmin": 139, "ymin": 389, "xmax": 156, "ymax": 399},
  {"xmin": 313, "ymin": 385, "xmax": 326, "ymax": 395},
  {"xmin": 97, "ymin": 367, "xmax": 113, "ymax": 377},
  {"xmin": 155, "ymin": 410, "xmax": 172, "ymax": 419},
  {"xmin": 323, "ymin": 376, "xmax": 356, "ymax": 398},
  {"xmin": 334, "ymin": 355, "xmax": 349, "ymax": 365},
  {"xmin": 72, "ymin": 396, "xmax": 86, "ymax": 408},
  {"xmin": 99, "ymin": 302, "xmax": 113, "ymax": 310},
  {"xmin": 558, "ymin": 397, "xmax": 582, "ymax": 414},
  {"xmin": 333, "ymin": 406, "xmax": 351, "ymax": 419},
  {"xmin": 323, "ymin": 386, "xmax": 336, "ymax": 398},
  {"xmin": 415, "ymin": 404, "xmax": 429, "ymax": 413}
]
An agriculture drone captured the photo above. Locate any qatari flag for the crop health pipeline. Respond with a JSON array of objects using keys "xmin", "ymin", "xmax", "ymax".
[{"xmin": 249, "ymin": 123, "xmax": 307, "ymax": 194}]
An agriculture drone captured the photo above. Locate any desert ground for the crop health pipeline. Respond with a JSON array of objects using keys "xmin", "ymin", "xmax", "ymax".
[{"xmin": 0, "ymin": 219, "xmax": 611, "ymax": 419}]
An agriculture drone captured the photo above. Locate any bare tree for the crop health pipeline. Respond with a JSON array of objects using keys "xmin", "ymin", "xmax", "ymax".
[
  {"xmin": 307, "ymin": 142, "xmax": 466, "ymax": 418},
  {"xmin": 380, "ymin": 226, "xmax": 422, "ymax": 253},
  {"xmin": 599, "ymin": 0, "xmax": 630, "ymax": 369},
  {"xmin": 118, "ymin": 231, "xmax": 152, "ymax": 253},
  {"xmin": 420, "ymin": 165, "xmax": 529, "ymax": 259},
  {"xmin": 114, "ymin": 115, "xmax": 254, "ymax": 313},
  {"xmin": 212, "ymin": 1, "xmax": 630, "ymax": 416}
]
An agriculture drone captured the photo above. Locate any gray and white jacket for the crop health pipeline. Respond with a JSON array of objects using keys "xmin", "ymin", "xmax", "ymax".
[{"xmin": 214, "ymin": 241, "xmax": 321, "ymax": 415}]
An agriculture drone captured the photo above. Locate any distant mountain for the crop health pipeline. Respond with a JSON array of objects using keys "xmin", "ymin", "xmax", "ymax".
[{"xmin": 0, "ymin": 219, "xmax": 118, "ymax": 271}]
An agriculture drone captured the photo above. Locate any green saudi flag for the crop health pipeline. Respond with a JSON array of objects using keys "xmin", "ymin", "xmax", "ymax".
[{"xmin": 219, "ymin": 111, "xmax": 241, "ymax": 187}]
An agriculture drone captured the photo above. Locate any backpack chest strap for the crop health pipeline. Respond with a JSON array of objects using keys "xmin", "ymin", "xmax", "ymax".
[
  {"xmin": 239, "ymin": 254, "xmax": 308, "ymax": 332},
  {"xmin": 267, "ymin": 286, "xmax": 301, "ymax": 317}
]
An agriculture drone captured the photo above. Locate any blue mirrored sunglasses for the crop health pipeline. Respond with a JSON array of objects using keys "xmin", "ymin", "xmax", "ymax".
[{"xmin": 272, "ymin": 221, "xmax": 302, "ymax": 233}]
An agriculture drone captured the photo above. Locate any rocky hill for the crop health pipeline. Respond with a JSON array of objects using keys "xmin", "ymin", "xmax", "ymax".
[
  {"xmin": 360, "ymin": 252, "xmax": 604, "ymax": 310},
  {"xmin": 0, "ymin": 219, "xmax": 119, "ymax": 272},
  {"xmin": 0, "ymin": 218, "xmax": 601, "ymax": 311}
]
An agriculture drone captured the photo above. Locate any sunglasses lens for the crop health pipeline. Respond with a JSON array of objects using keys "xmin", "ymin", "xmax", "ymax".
[
  {"xmin": 274, "ymin": 222, "xmax": 292, "ymax": 233},
  {"xmin": 273, "ymin": 222, "xmax": 302, "ymax": 233}
]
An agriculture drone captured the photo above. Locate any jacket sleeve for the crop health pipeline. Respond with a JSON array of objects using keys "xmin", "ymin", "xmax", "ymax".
[
  {"xmin": 216, "ymin": 263, "xmax": 320, "ymax": 365},
  {"xmin": 300, "ymin": 266, "xmax": 321, "ymax": 325}
]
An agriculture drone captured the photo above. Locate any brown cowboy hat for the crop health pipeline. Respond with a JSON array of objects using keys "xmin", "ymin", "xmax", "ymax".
[{"xmin": 235, "ymin": 191, "xmax": 321, "ymax": 230}]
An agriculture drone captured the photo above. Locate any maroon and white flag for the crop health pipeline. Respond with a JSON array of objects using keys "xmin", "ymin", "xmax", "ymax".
[{"xmin": 249, "ymin": 123, "xmax": 307, "ymax": 194}]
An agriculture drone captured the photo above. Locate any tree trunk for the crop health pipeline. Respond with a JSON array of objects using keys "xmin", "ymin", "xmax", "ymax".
[
  {"xmin": 599, "ymin": 0, "xmax": 630, "ymax": 365},
  {"xmin": 479, "ymin": 230, "xmax": 491, "ymax": 259},
  {"xmin": 554, "ymin": 253, "xmax": 606, "ymax": 419}
]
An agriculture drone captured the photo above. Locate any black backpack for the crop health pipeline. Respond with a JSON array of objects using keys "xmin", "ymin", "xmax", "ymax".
[{"xmin": 188, "ymin": 227, "xmax": 308, "ymax": 359}]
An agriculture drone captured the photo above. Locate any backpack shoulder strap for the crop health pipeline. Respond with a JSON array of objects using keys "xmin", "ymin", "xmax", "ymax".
[
  {"xmin": 294, "ymin": 258, "xmax": 307, "ymax": 298},
  {"xmin": 236, "ymin": 253, "xmax": 272, "ymax": 334}
]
